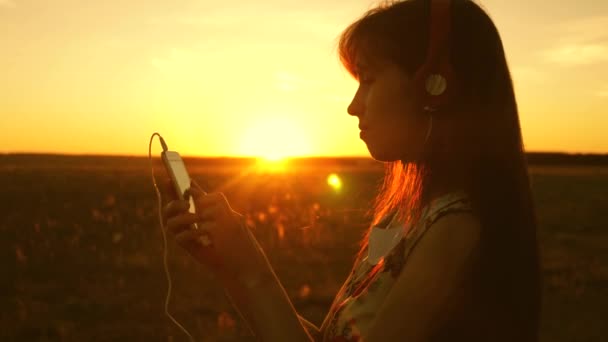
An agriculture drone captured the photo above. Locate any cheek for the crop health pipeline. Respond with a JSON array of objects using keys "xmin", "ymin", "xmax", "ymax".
[
  {"xmin": 385, "ymin": 109, "xmax": 428, "ymax": 155},
  {"xmin": 386, "ymin": 106, "xmax": 418, "ymax": 141},
  {"xmin": 369, "ymin": 80, "xmax": 419, "ymax": 135}
]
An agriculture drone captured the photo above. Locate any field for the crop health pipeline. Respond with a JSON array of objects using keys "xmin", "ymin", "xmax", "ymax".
[{"xmin": 1, "ymin": 155, "xmax": 607, "ymax": 341}]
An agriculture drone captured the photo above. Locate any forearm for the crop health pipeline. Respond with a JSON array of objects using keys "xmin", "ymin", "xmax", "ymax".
[
  {"xmin": 221, "ymin": 266, "xmax": 314, "ymax": 341},
  {"xmin": 214, "ymin": 216, "xmax": 315, "ymax": 341}
]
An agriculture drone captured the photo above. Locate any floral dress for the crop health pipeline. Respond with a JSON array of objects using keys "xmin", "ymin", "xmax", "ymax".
[{"xmin": 319, "ymin": 191, "xmax": 474, "ymax": 341}]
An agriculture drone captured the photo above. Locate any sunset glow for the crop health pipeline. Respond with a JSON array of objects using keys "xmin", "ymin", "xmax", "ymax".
[
  {"xmin": 255, "ymin": 157, "xmax": 290, "ymax": 173},
  {"xmin": 0, "ymin": 0, "xmax": 607, "ymax": 156},
  {"xmin": 239, "ymin": 116, "xmax": 313, "ymax": 159}
]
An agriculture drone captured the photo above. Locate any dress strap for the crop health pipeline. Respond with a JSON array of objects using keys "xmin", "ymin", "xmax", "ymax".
[{"xmin": 423, "ymin": 191, "xmax": 473, "ymax": 228}]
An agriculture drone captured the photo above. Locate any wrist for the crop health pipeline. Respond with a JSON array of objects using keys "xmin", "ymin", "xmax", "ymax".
[
  {"xmin": 236, "ymin": 215, "xmax": 275, "ymax": 291},
  {"xmin": 221, "ymin": 267, "xmax": 276, "ymax": 315}
]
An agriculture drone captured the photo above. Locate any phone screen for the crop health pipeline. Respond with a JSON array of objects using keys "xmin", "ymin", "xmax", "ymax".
[{"xmin": 163, "ymin": 151, "xmax": 196, "ymax": 214}]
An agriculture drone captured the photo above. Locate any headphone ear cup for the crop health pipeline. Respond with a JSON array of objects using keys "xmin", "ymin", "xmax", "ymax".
[
  {"xmin": 415, "ymin": 60, "xmax": 455, "ymax": 113},
  {"xmin": 425, "ymin": 73, "xmax": 447, "ymax": 96}
]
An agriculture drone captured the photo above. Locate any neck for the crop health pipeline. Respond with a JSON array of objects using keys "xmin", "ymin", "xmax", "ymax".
[{"xmin": 423, "ymin": 164, "xmax": 472, "ymax": 207}]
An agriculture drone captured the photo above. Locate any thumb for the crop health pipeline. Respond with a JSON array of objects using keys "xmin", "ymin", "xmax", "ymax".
[
  {"xmin": 191, "ymin": 179, "xmax": 206, "ymax": 192},
  {"xmin": 184, "ymin": 183, "xmax": 206, "ymax": 200}
]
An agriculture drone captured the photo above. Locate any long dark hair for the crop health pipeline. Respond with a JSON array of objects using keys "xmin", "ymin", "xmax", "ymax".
[{"xmin": 336, "ymin": 0, "xmax": 541, "ymax": 340}]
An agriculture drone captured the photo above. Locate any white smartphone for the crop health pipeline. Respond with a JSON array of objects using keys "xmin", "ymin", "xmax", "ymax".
[{"xmin": 161, "ymin": 150, "xmax": 197, "ymax": 215}]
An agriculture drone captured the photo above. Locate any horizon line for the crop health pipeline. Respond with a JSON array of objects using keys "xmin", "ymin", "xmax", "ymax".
[{"xmin": 2, "ymin": 150, "xmax": 608, "ymax": 158}]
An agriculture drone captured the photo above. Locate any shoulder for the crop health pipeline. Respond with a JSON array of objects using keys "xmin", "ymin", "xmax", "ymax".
[
  {"xmin": 418, "ymin": 191, "xmax": 479, "ymax": 242},
  {"xmin": 418, "ymin": 210, "xmax": 482, "ymax": 258},
  {"xmin": 424, "ymin": 192, "xmax": 475, "ymax": 225},
  {"xmin": 400, "ymin": 209, "xmax": 482, "ymax": 280},
  {"xmin": 361, "ymin": 211, "xmax": 482, "ymax": 340},
  {"xmin": 427, "ymin": 210, "xmax": 481, "ymax": 237}
]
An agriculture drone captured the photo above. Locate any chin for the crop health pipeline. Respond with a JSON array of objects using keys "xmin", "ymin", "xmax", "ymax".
[
  {"xmin": 368, "ymin": 146, "xmax": 421, "ymax": 164},
  {"xmin": 368, "ymin": 148, "xmax": 400, "ymax": 162}
]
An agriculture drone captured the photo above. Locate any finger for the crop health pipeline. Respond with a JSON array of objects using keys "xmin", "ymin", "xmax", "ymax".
[
  {"xmin": 187, "ymin": 190, "xmax": 223, "ymax": 208},
  {"xmin": 166, "ymin": 212, "xmax": 199, "ymax": 235},
  {"xmin": 162, "ymin": 200, "xmax": 190, "ymax": 222},
  {"xmin": 210, "ymin": 192, "xmax": 233, "ymax": 212},
  {"xmin": 174, "ymin": 228, "xmax": 201, "ymax": 245},
  {"xmin": 163, "ymin": 199, "xmax": 190, "ymax": 217},
  {"xmin": 193, "ymin": 194, "xmax": 228, "ymax": 219},
  {"xmin": 174, "ymin": 222, "xmax": 216, "ymax": 245},
  {"xmin": 197, "ymin": 204, "xmax": 219, "ymax": 221},
  {"xmin": 184, "ymin": 185, "xmax": 207, "ymax": 200}
]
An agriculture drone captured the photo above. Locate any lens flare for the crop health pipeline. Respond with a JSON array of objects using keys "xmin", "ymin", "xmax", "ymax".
[{"xmin": 327, "ymin": 173, "xmax": 343, "ymax": 192}]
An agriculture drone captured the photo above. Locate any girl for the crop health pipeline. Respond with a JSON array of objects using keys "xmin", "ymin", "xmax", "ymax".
[{"xmin": 163, "ymin": 0, "xmax": 541, "ymax": 340}]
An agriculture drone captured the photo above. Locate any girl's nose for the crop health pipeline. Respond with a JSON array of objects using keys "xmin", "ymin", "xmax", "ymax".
[
  {"xmin": 347, "ymin": 102, "xmax": 358, "ymax": 116},
  {"xmin": 347, "ymin": 93, "xmax": 364, "ymax": 117}
]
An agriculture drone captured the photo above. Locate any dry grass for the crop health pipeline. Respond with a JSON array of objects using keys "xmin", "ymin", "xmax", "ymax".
[{"xmin": 1, "ymin": 156, "xmax": 606, "ymax": 341}]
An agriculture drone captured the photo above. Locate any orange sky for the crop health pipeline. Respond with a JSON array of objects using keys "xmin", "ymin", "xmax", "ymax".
[{"xmin": 1, "ymin": 0, "xmax": 607, "ymax": 157}]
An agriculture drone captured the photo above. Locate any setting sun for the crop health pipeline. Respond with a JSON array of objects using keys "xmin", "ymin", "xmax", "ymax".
[
  {"xmin": 255, "ymin": 157, "xmax": 290, "ymax": 173},
  {"xmin": 239, "ymin": 116, "xmax": 313, "ymax": 159}
]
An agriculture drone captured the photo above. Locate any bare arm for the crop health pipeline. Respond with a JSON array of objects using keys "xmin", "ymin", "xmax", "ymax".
[
  {"xmin": 223, "ymin": 275, "xmax": 321, "ymax": 340},
  {"xmin": 220, "ymin": 263, "xmax": 315, "ymax": 342},
  {"xmin": 362, "ymin": 212, "xmax": 482, "ymax": 341}
]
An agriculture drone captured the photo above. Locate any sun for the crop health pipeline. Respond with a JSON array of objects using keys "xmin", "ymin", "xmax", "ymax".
[
  {"xmin": 256, "ymin": 156, "xmax": 290, "ymax": 173},
  {"xmin": 240, "ymin": 116, "xmax": 312, "ymax": 162}
]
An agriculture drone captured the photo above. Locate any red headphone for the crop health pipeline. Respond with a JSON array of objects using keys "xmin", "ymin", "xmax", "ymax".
[{"xmin": 413, "ymin": 0, "xmax": 455, "ymax": 113}]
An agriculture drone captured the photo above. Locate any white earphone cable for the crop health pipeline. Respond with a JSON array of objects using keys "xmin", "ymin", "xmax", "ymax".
[
  {"xmin": 148, "ymin": 132, "xmax": 197, "ymax": 342},
  {"xmin": 424, "ymin": 114, "xmax": 433, "ymax": 145}
]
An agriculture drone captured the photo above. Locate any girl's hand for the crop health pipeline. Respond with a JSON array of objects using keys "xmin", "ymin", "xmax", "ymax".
[{"xmin": 163, "ymin": 180, "xmax": 271, "ymax": 288}]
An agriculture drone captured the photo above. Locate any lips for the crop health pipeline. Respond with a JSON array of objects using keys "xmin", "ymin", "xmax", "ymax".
[{"xmin": 359, "ymin": 124, "xmax": 370, "ymax": 139}]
